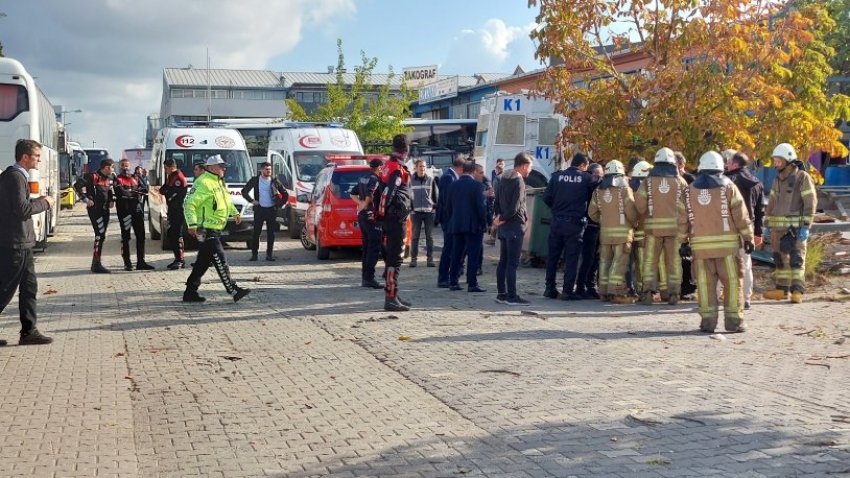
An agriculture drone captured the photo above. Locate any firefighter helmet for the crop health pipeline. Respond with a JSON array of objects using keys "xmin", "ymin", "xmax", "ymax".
[
  {"xmin": 772, "ymin": 143, "xmax": 797, "ymax": 161},
  {"xmin": 630, "ymin": 160, "xmax": 652, "ymax": 178},
  {"xmin": 697, "ymin": 151, "xmax": 725, "ymax": 172},
  {"xmin": 605, "ymin": 160, "xmax": 625, "ymax": 176},
  {"xmin": 654, "ymin": 147, "xmax": 676, "ymax": 164}
]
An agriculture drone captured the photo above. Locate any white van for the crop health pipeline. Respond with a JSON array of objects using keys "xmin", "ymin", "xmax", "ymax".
[
  {"xmin": 474, "ymin": 92, "xmax": 569, "ymax": 188},
  {"xmin": 148, "ymin": 127, "xmax": 255, "ymax": 248},
  {"xmin": 265, "ymin": 126, "xmax": 364, "ymax": 238}
]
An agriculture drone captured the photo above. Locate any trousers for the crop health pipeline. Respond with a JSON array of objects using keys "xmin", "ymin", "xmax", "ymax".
[
  {"xmin": 0, "ymin": 248, "xmax": 38, "ymax": 334},
  {"xmin": 359, "ymin": 211, "xmax": 382, "ymax": 281},
  {"xmin": 642, "ymin": 234, "xmax": 681, "ymax": 294},
  {"xmin": 118, "ymin": 209, "xmax": 146, "ymax": 264},
  {"xmin": 167, "ymin": 206, "xmax": 185, "ymax": 261},
  {"xmin": 186, "ymin": 231, "xmax": 237, "ymax": 294},
  {"xmin": 694, "ymin": 255, "xmax": 744, "ymax": 331},
  {"xmin": 544, "ymin": 217, "xmax": 585, "ymax": 293},
  {"xmin": 410, "ymin": 211, "xmax": 435, "ymax": 261},
  {"xmin": 88, "ymin": 208, "xmax": 110, "ymax": 260},
  {"xmin": 599, "ymin": 242, "xmax": 632, "ymax": 296},
  {"xmin": 251, "ymin": 206, "xmax": 277, "ymax": 256},
  {"xmin": 771, "ymin": 231, "xmax": 807, "ymax": 293}
]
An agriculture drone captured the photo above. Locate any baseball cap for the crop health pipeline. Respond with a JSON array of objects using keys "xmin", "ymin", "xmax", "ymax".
[{"xmin": 205, "ymin": 154, "xmax": 227, "ymax": 167}]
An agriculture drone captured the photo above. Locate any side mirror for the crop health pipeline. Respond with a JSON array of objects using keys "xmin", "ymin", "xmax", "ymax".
[{"xmin": 297, "ymin": 193, "xmax": 309, "ymax": 203}]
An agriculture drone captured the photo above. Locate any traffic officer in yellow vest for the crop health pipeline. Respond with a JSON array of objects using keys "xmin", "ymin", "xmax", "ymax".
[
  {"xmin": 678, "ymin": 151, "xmax": 754, "ymax": 333},
  {"xmin": 635, "ymin": 147, "xmax": 689, "ymax": 305},
  {"xmin": 588, "ymin": 160, "xmax": 638, "ymax": 304},
  {"xmin": 762, "ymin": 143, "xmax": 817, "ymax": 303},
  {"xmin": 182, "ymin": 155, "xmax": 251, "ymax": 303}
]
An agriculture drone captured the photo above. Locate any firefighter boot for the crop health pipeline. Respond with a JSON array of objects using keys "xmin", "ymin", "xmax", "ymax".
[
  {"xmin": 91, "ymin": 259, "xmax": 111, "ymax": 274},
  {"xmin": 763, "ymin": 289, "xmax": 789, "ymax": 301},
  {"xmin": 639, "ymin": 291, "xmax": 654, "ymax": 306},
  {"xmin": 790, "ymin": 291, "xmax": 803, "ymax": 304},
  {"xmin": 667, "ymin": 293, "xmax": 680, "ymax": 306}
]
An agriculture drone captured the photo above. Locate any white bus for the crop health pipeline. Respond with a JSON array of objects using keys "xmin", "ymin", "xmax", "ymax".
[{"xmin": 0, "ymin": 58, "xmax": 61, "ymax": 249}]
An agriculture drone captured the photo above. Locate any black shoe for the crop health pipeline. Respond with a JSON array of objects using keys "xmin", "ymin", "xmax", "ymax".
[
  {"xmin": 468, "ymin": 286, "xmax": 487, "ymax": 293},
  {"xmin": 249, "ymin": 254, "xmax": 258, "ymax": 262},
  {"xmin": 232, "ymin": 287, "xmax": 251, "ymax": 303},
  {"xmin": 397, "ymin": 296, "xmax": 412, "ymax": 307},
  {"xmin": 123, "ymin": 262, "xmax": 133, "ymax": 272},
  {"xmin": 543, "ymin": 288, "xmax": 558, "ymax": 299},
  {"xmin": 167, "ymin": 260, "xmax": 185, "ymax": 270},
  {"xmin": 495, "ymin": 294, "xmax": 508, "ymax": 304},
  {"xmin": 449, "ymin": 284, "xmax": 462, "ymax": 291},
  {"xmin": 19, "ymin": 329, "xmax": 52, "ymax": 345},
  {"xmin": 506, "ymin": 296, "xmax": 531, "ymax": 306},
  {"xmin": 426, "ymin": 260, "xmax": 436, "ymax": 267},
  {"xmin": 182, "ymin": 291, "xmax": 206, "ymax": 303},
  {"xmin": 136, "ymin": 261, "xmax": 155, "ymax": 271},
  {"xmin": 584, "ymin": 289, "xmax": 600, "ymax": 300},
  {"xmin": 409, "ymin": 260, "xmax": 417, "ymax": 268},
  {"xmin": 91, "ymin": 263, "xmax": 111, "ymax": 274},
  {"xmin": 437, "ymin": 281, "xmax": 450, "ymax": 288},
  {"xmin": 361, "ymin": 279, "xmax": 383, "ymax": 289},
  {"xmin": 384, "ymin": 296, "xmax": 410, "ymax": 312},
  {"xmin": 266, "ymin": 255, "xmax": 276, "ymax": 262},
  {"xmin": 563, "ymin": 293, "xmax": 583, "ymax": 301}
]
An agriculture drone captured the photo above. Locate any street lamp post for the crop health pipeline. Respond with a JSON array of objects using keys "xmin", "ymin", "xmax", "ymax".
[{"xmin": 61, "ymin": 108, "xmax": 83, "ymax": 125}]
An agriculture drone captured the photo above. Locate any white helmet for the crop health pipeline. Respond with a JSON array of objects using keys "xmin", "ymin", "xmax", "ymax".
[
  {"xmin": 630, "ymin": 160, "xmax": 652, "ymax": 178},
  {"xmin": 698, "ymin": 151, "xmax": 725, "ymax": 172},
  {"xmin": 605, "ymin": 160, "xmax": 625, "ymax": 176},
  {"xmin": 654, "ymin": 147, "xmax": 676, "ymax": 164},
  {"xmin": 772, "ymin": 143, "xmax": 797, "ymax": 161}
]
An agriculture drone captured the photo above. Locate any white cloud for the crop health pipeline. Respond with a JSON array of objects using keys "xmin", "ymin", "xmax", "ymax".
[
  {"xmin": 442, "ymin": 19, "xmax": 541, "ymax": 74},
  {"xmin": 1, "ymin": 0, "xmax": 355, "ymax": 156}
]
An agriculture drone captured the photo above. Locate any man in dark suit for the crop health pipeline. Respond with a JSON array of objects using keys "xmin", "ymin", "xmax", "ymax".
[
  {"xmin": 445, "ymin": 161, "xmax": 488, "ymax": 292},
  {"xmin": 435, "ymin": 155, "xmax": 466, "ymax": 287},
  {"xmin": 0, "ymin": 139, "xmax": 55, "ymax": 346}
]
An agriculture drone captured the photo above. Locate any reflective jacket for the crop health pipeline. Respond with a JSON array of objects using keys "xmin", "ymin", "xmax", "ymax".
[
  {"xmin": 184, "ymin": 171, "xmax": 238, "ymax": 231},
  {"xmin": 635, "ymin": 175, "xmax": 688, "ymax": 236},
  {"xmin": 588, "ymin": 176, "xmax": 637, "ymax": 245},
  {"xmin": 678, "ymin": 174, "xmax": 753, "ymax": 260},
  {"xmin": 765, "ymin": 165, "xmax": 816, "ymax": 231}
]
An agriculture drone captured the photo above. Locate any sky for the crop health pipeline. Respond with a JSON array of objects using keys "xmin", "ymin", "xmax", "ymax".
[{"xmin": 1, "ymin": 0, "xmax": 542, "ymax": 159}]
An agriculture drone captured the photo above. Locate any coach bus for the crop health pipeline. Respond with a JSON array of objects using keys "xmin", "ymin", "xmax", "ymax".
[
  {"xmin": 0, "ymin": 57, "xmax": 61, "ymax": 249},
  {"xmin": 403, "ymin": 118, "xmax": 476, "ymax": 156}
]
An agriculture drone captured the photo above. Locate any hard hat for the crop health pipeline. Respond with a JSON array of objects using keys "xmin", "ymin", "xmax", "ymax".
[
  {"xmin": 697, "ymin": 151, "xmax": 725, "ymax": 172},
  {"xmin": 772, "ymin": 143, "xmax": 797, "ymax": 161},
  {"xmin": 654, "ymin": 147, "xmax": 676, "ymax": 164},
  {"xmin": 604, "ymin": 160, "xmax": 625, "ymax": 176},
  {"xmin": 630, "ymin": 160, "xmax": 652, "ymax": 178}
]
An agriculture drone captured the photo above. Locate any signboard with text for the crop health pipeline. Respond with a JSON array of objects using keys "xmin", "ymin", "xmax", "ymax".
[
  {"xmin": 418, "ymin": 76, "xmax": 459, "ymax": 104},
  {"xmin": 403, "ymin": 65, "xmax": 438, "ymax": 88}
]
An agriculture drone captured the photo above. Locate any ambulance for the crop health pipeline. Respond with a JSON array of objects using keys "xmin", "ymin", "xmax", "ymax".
[
  {"xmin": 265, "ymin": 125, "xmax": 364, "ymax": 238},
  {"xmin": 473, "ymin": 92, "xmax": 570, "ymax": 188},
  {"xmin": 148, "ymin": 126, "xmax": 255, "ymax": 249}
]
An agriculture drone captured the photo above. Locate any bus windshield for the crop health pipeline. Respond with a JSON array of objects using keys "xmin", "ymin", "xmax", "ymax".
[
  {"xmin": 166, "ymin": 149, "xmax": 253, "ymax": 184},
  {"xmin": 0, "ymin": 84, "xmax": 29, "ymax": 121},
  {"xmin": 294, "ymin": 151, "xmax": 353, "ymax": 182},
  {"xmin": 83, "ymin": 149, "xmax": 110, "ymax": 173}
]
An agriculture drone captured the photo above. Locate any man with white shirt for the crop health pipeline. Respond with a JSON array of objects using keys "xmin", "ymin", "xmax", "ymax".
[{"xmin": 241, "ymin": 162, "xmax": 288, "ymax": 261}]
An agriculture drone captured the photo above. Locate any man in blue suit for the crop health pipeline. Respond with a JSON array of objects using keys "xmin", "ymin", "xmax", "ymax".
[
  {"xmin": 445, "ymin": 161, "xmax": 488, "ymax": 292},
  {"xmin": 435, "ymin": 155, "xmax": 466, "ymax": 288}
]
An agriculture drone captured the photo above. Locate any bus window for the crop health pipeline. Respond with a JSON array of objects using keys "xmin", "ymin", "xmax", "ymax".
[{"xmin": 0, "ymin": 84, "xmax": 29, "ymax": 120}]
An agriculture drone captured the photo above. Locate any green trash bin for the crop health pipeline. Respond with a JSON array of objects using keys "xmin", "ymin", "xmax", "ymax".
[{"xmin": 521, "ymin": 187, "xmax": 552, "ymax": 267}]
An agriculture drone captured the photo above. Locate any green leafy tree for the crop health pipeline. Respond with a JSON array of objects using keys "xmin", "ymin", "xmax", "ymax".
[
  {"xmin": 292, "ymin": 39, "xmax": 414, "ymax": 152},
  {"xmin": 825, "ymin": 0, "xmax": 850, "ymax": 77}
]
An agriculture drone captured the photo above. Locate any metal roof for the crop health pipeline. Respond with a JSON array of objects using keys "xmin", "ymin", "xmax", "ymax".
[
  {"xmin": 163, "ymin": 68, "xmax": 508, "ymax": 90},
  {"xmin": 164, "ymin": 68, "xmax": 285, "ymax": 89}
]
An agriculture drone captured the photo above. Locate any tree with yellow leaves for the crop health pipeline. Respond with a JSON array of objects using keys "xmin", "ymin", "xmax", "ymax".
[{"xmin": 529, "ymin": 0, "xmax": 850, "ymax": 166}]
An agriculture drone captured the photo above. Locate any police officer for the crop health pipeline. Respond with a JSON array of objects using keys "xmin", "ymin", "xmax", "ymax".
[
  {"xmin": 763, "ymin": 143, "xmax": 817, "ymax": 304},
  {"xmin": 182, "ymin": 155, "xmax": 250, "ymax": 303},
  {"xmin": 678, "ymin": 151, "xmax": 753, "ymax": 333},
  {"xmin": 115, "ymin": 158, "xmax": 154, "ymax": 271},
  {"xmin": 75, "ymin": 157, "xmax": 116, "ymax": 274},
  {"xmin": 160, "ymin": 158, "xmax": 188, "ymax": 270},
  {"xmin": 542, "ymin": 153, "xmax": 597, "ymax": 300},
  {"xmin": 351, "ymin": 159, "xmax": 384, "ymax": 289},
  {"xmin": 377, "ymin": 135, "xmax": 414, "ymax": 312}
]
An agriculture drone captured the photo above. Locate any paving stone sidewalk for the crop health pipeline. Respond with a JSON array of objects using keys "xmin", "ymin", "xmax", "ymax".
[{"xmin": 0, "ymin": 207, "xmax": 848, "ymax": 477}]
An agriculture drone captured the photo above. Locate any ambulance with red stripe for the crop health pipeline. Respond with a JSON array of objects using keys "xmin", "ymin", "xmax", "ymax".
[{"xmin": 265, "ymin": 125, "xmax": 364, "ymax": 238}]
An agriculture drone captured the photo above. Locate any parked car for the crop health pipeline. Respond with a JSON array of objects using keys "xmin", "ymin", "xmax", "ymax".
[{"xmin": 302, "ymin": 164, "xmax": 411, "ymax": 260}]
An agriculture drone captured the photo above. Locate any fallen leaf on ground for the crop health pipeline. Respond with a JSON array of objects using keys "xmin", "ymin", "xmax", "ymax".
[
  {"xmin": 304, "ymin": 341, "xmax": 312, "ymax": 345},
  {"xmin": 44, "ymin": 288, "xmax": 58, "ymax": 295},
  {"xmin": 220, "ymin": 356, "xmax": 242, "ymax": 361},
  {"xmin": 399, "ymin": 335, "xmax": 412, "ymax": 341},
  {"xmin": 113, "ymin": 352, "xmax": 125, "ymax": 357}
]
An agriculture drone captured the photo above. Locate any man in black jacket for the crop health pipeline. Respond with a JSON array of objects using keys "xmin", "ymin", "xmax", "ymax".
[
  {"xmin": 493, "ymin": 152, "xmax": 532, "ymax": 306},
  {"xmin": 75, "ymin": 157, "xmax": 116, "ymax": 273},
  {"xmin": 725, "ymin": 151, "xmax": 765, "ymax": 309},
  {"xmin": 0, "ymin": 139, "xmax": 55, "ymax": 345},
  {"xmin": 241, "ymin": 162, "xmax": 288, "ymax": 261}
]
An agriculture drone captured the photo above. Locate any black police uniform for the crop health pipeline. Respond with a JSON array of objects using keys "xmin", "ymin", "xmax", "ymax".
[
  {"xmin": 75, "ymin": 170, "xmax": 115, "ymax": 273},
  {"xmin": 377, "ymin": 156, "xmax": 413, "ymax": 311},
  {"xmin": 115, "ymin": 170, "xmax": 153, "ymax": 270},
  {"xmin": 160, "ymin": 170, "xmax": 188, "ymax": 268},
  {"xmin": 542, "ymin": 166, "xmax": 597, "ymax": 299},
  {"xmin": 352, "ymin": 171, "xmax": 383, "ymax": 287}
]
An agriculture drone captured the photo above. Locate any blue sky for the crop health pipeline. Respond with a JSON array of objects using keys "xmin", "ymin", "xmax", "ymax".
[{"xmin": 2, "ymin": 0, "xmax": 542, "ymax": 157}]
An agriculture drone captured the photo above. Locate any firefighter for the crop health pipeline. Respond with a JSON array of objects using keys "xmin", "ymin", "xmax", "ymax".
[
  {"xmin": 762, "ymin": 143, "xmax": 817, "ymax": 303},
  {"xmin": 115, "ymin": 158, "xmax": 154, "ymax": 271},
  {"xmin": 628, "ymin": 160, "xmax": 652, "ymax": 297},
  {"xmin": 588, "ymin": 160, "xmax": 638, "ymax": 304},
  {"xmin": 678, "ymin": 151, "xmax": 754, "ymax": 332},
  {"xmin": 377, "ymin": 135, "xmax": 414, "ymax": 312},
  {"xmin": 74, "ymin": 157, "xmax": 116, "ymax": 274},
  {"xmin": 635, "ymin": 147, "xmax": 689, "ymax": 305},
  {"xmin": 160, "ymin": 158, "xmax": 188, "ymax": 269}
]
